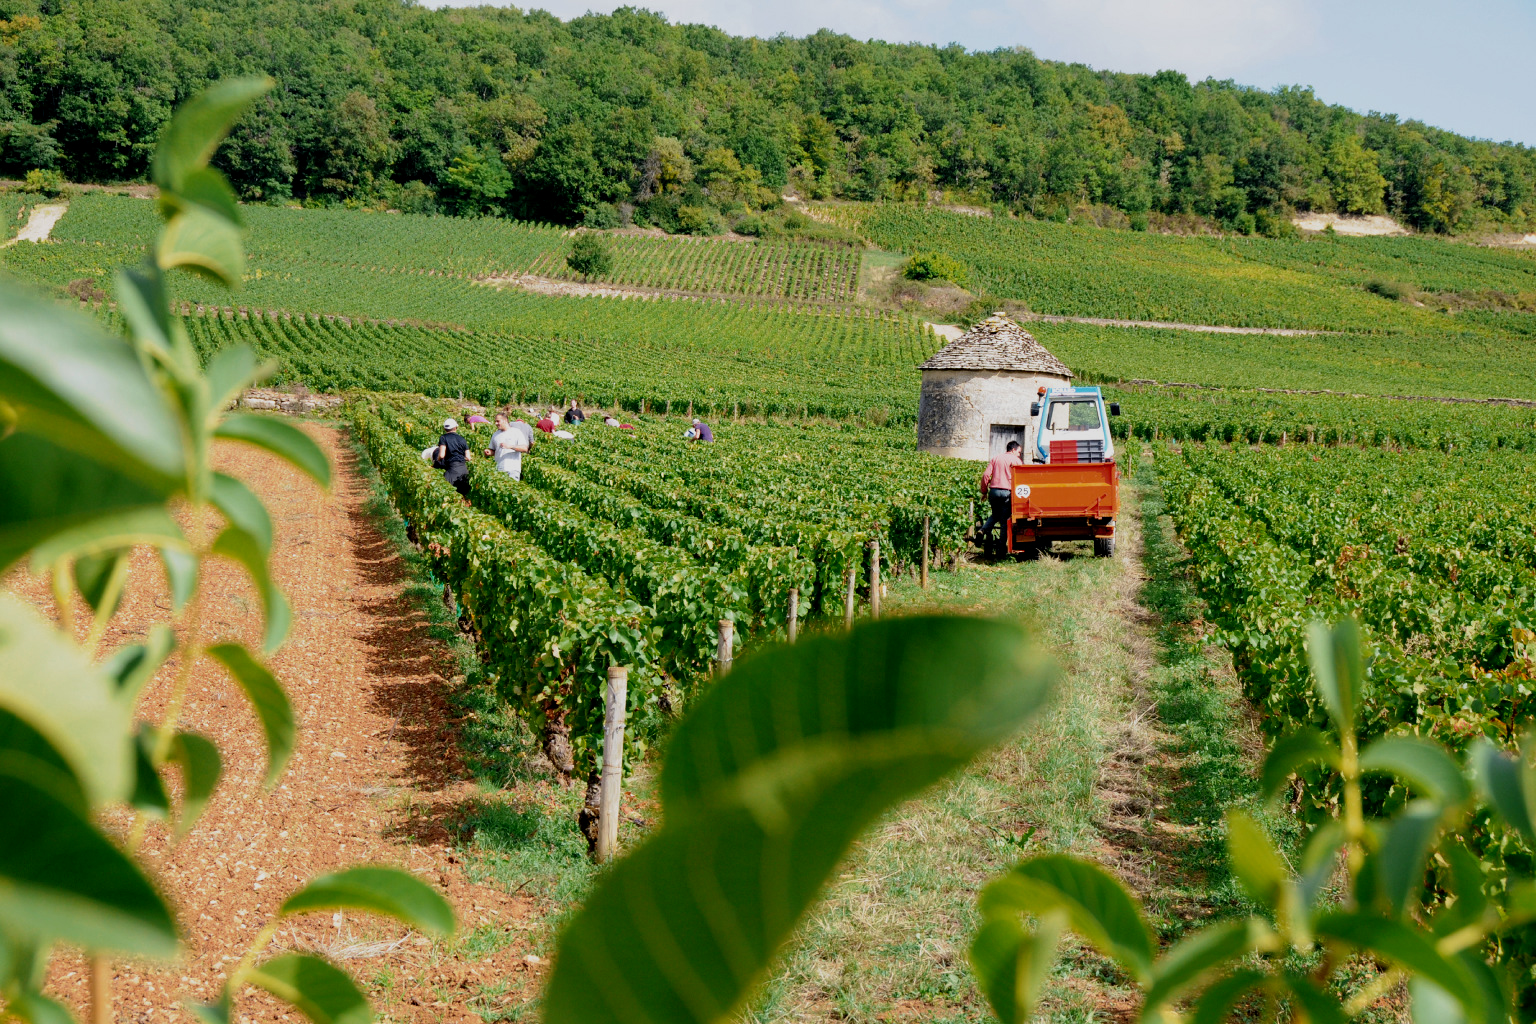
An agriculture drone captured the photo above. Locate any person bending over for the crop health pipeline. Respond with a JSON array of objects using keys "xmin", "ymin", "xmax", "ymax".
[
  {"xmin": 979, "ymin": 440, "xmax": 1024, "ymax": 557},
  {"xmin": 437, "ymin": 417, "xmax": 472, "ymax": 498}
]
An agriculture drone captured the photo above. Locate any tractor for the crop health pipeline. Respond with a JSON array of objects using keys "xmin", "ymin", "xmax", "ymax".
[{"xmin": 1000, "ymin": 385, "xmax": 1122, "ymax": 558}]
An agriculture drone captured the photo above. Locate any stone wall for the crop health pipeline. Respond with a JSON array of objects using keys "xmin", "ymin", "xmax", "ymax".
[
  {"xmin": 237, "ymin": 388, "xmax": 344, "ymax": 414},
  {"xmin": 917, "ymin": 369, "xmax": 1069, "ymax": 460}
]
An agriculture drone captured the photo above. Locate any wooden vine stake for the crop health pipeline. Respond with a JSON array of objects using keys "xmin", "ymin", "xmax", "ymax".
[
  {"xmin": 868, "ymin": 540, "xmax": 881, "ymax": 620},
  {"xmin": 787, "ymin": 588, "xmax": 799, "ymax": 643},
  {"xmin": 920, "ymin": 516, "xmax": 930, "ymax": 590},
  {"xmin": 843, "ymin": 563, "xmax": 857, "ymax": 629},
  {"xmin": 717, "ymin": 618, "xmax": 734, "ymax": 672},
  {"xmin": 596, "ymin": 665, "xmax": 628, "ymax": 864},
  {"xmin": 90, "ymin": 956, "xmax": 111, "ymax": 1024}
]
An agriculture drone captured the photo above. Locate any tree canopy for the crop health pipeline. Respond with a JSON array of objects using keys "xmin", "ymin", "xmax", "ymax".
[{"xmin": 1, "ymin": 0, "xmax": 1531, "ymax": 233}]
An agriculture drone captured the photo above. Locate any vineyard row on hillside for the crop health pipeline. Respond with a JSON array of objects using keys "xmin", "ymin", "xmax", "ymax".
[
  {"xmin": 48, "ymin": 194, "xmax": 862, "ymax": 301},
  {"xmin": 353, "ymin": 397, "xmax": 978, "ymax": 774},
  {"xmin": 853, "ymin": 205, "xmax": 1536, "ymax": 336},
  {"xmin": 1155, "ymin": 440, "xmax": 1536, "ymax": 764}
]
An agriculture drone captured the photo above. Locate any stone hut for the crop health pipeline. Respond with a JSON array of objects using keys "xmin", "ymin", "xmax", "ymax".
[{"xmin": 917, "ymin": 313, "xmax": 1073, "ymax": 460}]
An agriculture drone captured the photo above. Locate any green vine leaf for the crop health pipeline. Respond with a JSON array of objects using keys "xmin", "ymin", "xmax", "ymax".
[
  {"xmin": 279, "ymin": 867, "xmax": 454, "ymax": 937},
  {"xmin": 206, "ymin": 642, "xmax": 294, "ymax": 785},
  {"xmin": 543, "ymin": 616, "xmax": 1055, "ymax": 1024},
  {"xmin": 244, "ymin": 954, "xmax": 371, "ymax": 1024}
]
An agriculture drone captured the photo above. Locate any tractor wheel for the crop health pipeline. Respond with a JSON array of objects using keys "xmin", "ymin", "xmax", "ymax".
[{"xmin": 1094, "ymin": 535, "xmax": 1116, "ymax": 558}]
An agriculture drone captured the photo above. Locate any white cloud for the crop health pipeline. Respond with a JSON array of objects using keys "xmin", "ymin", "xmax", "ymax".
[{"xmin": 1013, "ymin": 0, "xmax": 1313, "ymax": 77}]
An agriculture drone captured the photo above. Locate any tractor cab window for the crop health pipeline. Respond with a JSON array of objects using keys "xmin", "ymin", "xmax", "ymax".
[{"xmin": 1047, "ymin": 399, "xmax": 1102, "ymax": 432}]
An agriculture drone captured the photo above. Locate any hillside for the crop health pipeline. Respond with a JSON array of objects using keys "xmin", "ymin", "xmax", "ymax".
[
  {"xmin": 1, "ymin": 1, "xmax": 1533, "ymax": 237},
  {"xmin": 10, "ymin": 193, "xmax": 1536, "ymax": 409},
  {"xmin": 9, "ymin": 77, "xmax": 1536, "ymax": 1024}
]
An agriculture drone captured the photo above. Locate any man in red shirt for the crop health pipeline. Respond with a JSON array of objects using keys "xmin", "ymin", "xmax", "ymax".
[
  {"xmin": 979, "ymin": 441, "xmax": 1025, "ymax": 557},
  {"xmin": 536, "ymin": 407, "xmax": 558, "ymax": 433}
]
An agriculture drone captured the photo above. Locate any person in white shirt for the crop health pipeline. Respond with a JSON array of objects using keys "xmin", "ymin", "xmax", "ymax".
[{"xmin": 485, "ymin": 412, "xmax": 532, "ymax": 480}]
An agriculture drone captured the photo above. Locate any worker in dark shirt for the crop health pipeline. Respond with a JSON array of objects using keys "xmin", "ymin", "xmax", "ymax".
[
  {"xmin": 436, "ymin": 417, "xmax": 472, "ymax": 498},
  {"xmin": 563, "ymin": 399, "xmax": 586, "ymax": 425},
  {"xmin": 687, "ymin": 418, "xmax": 715, "ymax": 442}
]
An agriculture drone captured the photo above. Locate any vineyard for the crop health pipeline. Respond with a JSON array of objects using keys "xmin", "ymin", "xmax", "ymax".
[
  {"xmin": 10, "ymin": 195, "xmax": 1536, "ymax": 416},
  {"xmin": 350, "ymin": 395, "xmax": 978, "ymax": 769},
  {"xmin": 1156, "ymin": 439, "xmax": 1536, "ymax": 757},
  {"xmin": 40, "ymin": 193, "xmax": 862, "ymax": 301},
  {"xmin": 524, "ymin": 233, "xmax": 862, "ymax": 302},
  {"xmin": 153, "ymin": 304, "xmax": 925, "ymax": 418},
  {"xmin": 851, "ymin": 205, "xmax": 1536, "ymax": 334},
  {"xmin": 11, "ymin": 125, "xmax": 1536, "ymax": 1024},
  {"xmin": 2, "ymin": 192, "xmax": 39, "ymax": 242},
  {"xmin": 1109, "ymin": 385, "xmax": 1536, "ymax": 452},
  {"xmin": 1033, "ymin": 318, "xmax": 1536, "ymax": 401}
]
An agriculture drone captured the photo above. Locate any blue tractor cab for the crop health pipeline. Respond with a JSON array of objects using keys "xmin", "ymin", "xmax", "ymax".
[{"xmin": 1030, "ymin": 386, "xmax": 1120, "ymax": 465}]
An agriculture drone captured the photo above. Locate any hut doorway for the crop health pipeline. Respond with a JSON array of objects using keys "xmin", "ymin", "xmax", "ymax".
[{"xmin": 989, "ymin": 423, "xmax": 1029, "ymax": 459}]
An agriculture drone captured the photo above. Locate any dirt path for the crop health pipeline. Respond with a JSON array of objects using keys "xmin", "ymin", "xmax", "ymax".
[
  {"xmin": 962, "ymin": 310, "xmax": 1327, "ymax": 336},
  {"xmin": 16, "ymin": 425, "xmax": 539, "ymax": 1024},
  {"xmin": 1117, "ymin": 377, "xmax": 1536, "ymax": 408},
  {"xmin": 2, "ymin": 201, "xmax": 67, "ymax": 246}
]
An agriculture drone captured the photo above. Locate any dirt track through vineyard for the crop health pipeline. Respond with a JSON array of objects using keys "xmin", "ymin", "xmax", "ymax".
[{"xmin": 20, "ymin": 425, "xmax": 542, "ymax": 1024}]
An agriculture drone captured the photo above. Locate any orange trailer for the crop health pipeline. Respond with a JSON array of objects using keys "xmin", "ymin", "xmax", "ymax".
[{"xmin": 1006, "ymin": 460, "xmax": 1120, "ymax": 557}]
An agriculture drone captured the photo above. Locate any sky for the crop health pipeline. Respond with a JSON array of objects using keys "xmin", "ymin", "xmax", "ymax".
[{"xmin": 427, "ymin": 0, "xmax": 1536, "ymax": 146}]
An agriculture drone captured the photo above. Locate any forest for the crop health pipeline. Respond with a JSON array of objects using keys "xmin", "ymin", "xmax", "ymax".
[{"xmin": 1, "ymin": 0, "xmax": 1533, "ymax": 234}]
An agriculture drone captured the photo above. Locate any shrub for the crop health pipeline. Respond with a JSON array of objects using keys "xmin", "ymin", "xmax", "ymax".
[
  {"xmin": 1364, "ymin": 278, "xmax": 1414, "ymax": 301},
  {"xmin": 566, "ymin": 232, "xmax": 613, "ymax": 277},
  {"xmin": 583, "ymin": 202, "xmax": 622, "ymax": 229},
  {"xmin": 1256, "ymin": 206, "xmax": 1298, "ymax": 238},
  {"xmin": 732, "ymin": 213, "xmax": 768, "ymax": 237},
  {"xmin": 393, "ymin": 179, "xmax": 438, "ymax": 215},
  {"xmin": 1129, "ymin": 211, "xmax": 1149, "ymax": 232},
  {"xmin": 903, "ymin": 251, "xmax": 970, "ymax": 288},
  {"xmin": 676, "ymin": 204, "xmax": 723, "ymax": 235},
  {"xmin": 23, "ymin": 167, "xmax": 65, "ymax": 196}
]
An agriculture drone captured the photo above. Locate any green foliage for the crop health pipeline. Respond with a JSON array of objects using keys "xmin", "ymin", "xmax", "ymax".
[
  {"xmin": 1364, "ymin": 278, "xmax": 1415, "ymax": 301},
  {"xmin": 5, "ymin": 4, "xmax": 1531, "ymax": 231},
  {"xmin": 538, "ymin": 602, "xmax": 1536, "ymax": 1023},
  {"xmin": 22, "ymin": 169, "xmax": 65, "ymax": 197},
  {"xmin": 901, "ymin": 250, "xmax": 969, "ymax": 287},
  {"xmin": 0, "ymin": 79, "xmax": 453, "ymax": 1024},
  {"xmin": 543, "ymin": 616, "xmax": 1056, "ymax": 1024},
  {"xmin": 1104, "ymin": 386, "xmax": 1536, "ymax": 451},
  {"xmin": 1152, "ymin": 438, "xmax": 1536, "ymax": 1004},
  {"xmin": 565, "ymin": 231, "xmax": 614, "ymax": 278},
  {"xmin": 1324, "ymin": 132, "xmax": 1388, "ymax": 215},
  {"xmin": 972, "ymin": 621, "xmax": 1536, "ymax": 1024},
  {"xmin": 857, "ymin": 205, "xmax": 1536, "ymax": 334},
  {"xmin": 349, "ymin": 406, "xmax": 662, "ymax": 777},
  {"xmin": 354, "ymin": 397, "xmax": 982, "ymax": 786}
]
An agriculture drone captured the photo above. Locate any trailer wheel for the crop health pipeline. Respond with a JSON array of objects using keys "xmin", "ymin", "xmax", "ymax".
[{"xmin": 1094, "ymin": 536, "xmax": 1116, "ymax": 558}]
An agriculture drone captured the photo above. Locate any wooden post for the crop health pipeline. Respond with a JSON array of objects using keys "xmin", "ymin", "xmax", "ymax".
[
  {"xmin": 717, "ymin": 619, "xmax": 734, "ymax": 672},
  {"xmin": 90, "ymin": 957, "xmax": 111, "ymax": 1024},
  {"xmin": 843, "ymin": 563, "xmax": 857, "ymax": 629},
  {"xmin": 920, "ymin": 516, "xmax": 930, "ymax": 590},
  {"xmin": 596, "ymin": 666, "xmax": 627, "ymax": 864},
  {"xmin": 787, "ymin": 588, "xmax": 799, "ymax": 643},
  {"xmin": 869, "ymin": 540, "xmax": 881, "ymax": 620}
]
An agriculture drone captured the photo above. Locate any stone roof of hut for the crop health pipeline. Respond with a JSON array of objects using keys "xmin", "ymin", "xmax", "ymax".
[{"xmin": 918, "ymin": 313, "xmax": 1073, "ymax": 377}]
